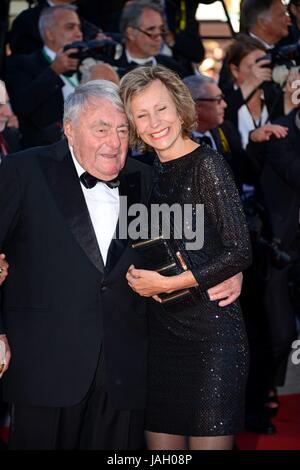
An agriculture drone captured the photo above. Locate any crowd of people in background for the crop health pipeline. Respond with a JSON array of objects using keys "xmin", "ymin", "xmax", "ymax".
[{"xmin": 0, "ymin": 0, "xmax": 300, "ymax": 449}]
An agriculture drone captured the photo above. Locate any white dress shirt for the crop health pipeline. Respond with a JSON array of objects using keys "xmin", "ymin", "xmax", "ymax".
[
  {"xmin": 125, "ymin": 49, "xmax": 157, "ymax": 65},
  {"xmin": 238, "ymin": 100, "xmax": 268, "ymax": 149},
  {"xmin": 70, "ymin": 148, "xmax": 120, "ymax": 265}
]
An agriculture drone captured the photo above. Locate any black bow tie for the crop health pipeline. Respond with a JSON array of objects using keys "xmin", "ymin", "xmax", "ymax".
[
  {"xmin": 193, "ymin": 135, "xmax": 213, "ymax": 148},
  {"xmin": 80, "ymin": 171, "xmax": 120, "ymax": 189}
]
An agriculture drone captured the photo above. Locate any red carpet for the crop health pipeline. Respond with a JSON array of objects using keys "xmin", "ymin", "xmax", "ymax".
[
  {"xmin": 0, "ymin": 425, "xmax": 8, "ymax": 444},
  {"xmin": 1, "ymin": 394, "xmax": 300, "ymax": 449},
  {"xmin": 236, "ymin": 394, "xmax": 300, "ymax": 450}
]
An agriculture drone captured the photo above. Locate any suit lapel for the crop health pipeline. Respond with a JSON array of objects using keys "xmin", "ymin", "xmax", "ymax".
[
  {"xmin": 40, "ymin": 140, "xmax": 105, "ymax": 274},
  {"xmin": 105, "ymin": 169, "xmax": 143, "ymax": 274}
]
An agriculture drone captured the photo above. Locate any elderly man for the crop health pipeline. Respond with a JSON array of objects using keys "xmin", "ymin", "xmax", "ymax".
[
  {"xmin": 0, "ymin": 77, "xmax": 243, "ymax": 449},
  {"xmin": 240, "ymin": 0, "xmax": 291, "ymax": 48},
  {"xmin": 6, "ymin": 4, "xmax": 83, "ymax": 148},
  {"xmin": 0, "ymin": 79, "xmax": 153, "ymax": 449},
  {"xmin": 114, "ymin": 0, "xmax": 188, "ymax": 77}
]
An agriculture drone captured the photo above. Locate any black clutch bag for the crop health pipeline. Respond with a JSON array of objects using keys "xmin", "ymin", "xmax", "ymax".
[{"xmin": 131, "ymin": 236, "xmax": 203, "ymax": 312}]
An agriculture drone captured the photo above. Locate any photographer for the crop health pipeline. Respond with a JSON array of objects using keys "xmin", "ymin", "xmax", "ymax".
[
  {"xmin": 224, "ymin": 34, "xmax": 286, "ymax": 142},
  {"xmin": 220, "ymin": 0, "xmax": 291, "ymax": 92},
  {"xmin": 5, "ymin": 5, "xmax": 83, "ymax": 148},
  {"xmin": 9, "ymin": 0, "xmax": 108, "ymax": 56}
]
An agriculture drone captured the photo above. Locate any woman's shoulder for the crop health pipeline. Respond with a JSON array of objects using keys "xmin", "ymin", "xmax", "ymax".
[{"xmin": 190, "ymin": 145, "xmax": 227, "ymax": 169}]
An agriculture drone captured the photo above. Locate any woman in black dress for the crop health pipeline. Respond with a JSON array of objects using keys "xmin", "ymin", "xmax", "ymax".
[{"xmin": 120, "ymin": 65, "xmax": 252, "ymax": 450}]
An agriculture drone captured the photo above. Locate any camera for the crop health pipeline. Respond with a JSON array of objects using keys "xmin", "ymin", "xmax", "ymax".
[
  {"xmin": 257, "ymin": 42, "xmax": 300, "ymax": 86},
  {"xmin": 260, "ymin": 43, "xmax": 300, "ymax": 68},
  {"xmin": 63, "ymin": 39, "xmax": 122, "ymax": 69}
]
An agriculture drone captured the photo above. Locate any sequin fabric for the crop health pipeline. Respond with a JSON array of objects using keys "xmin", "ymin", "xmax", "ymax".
[{"xmin": 145, "ymin": 146, "xmax": 251, "ymax": 436}]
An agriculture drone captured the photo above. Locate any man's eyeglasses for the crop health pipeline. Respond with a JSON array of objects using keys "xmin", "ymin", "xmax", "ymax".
[
  {"xmin": 195, "ymin": 95, "xmax": 226, "ymax": 105},
  {"xmin": 134, "ymin": 27, "xmax": 168, "ymax": 40}
]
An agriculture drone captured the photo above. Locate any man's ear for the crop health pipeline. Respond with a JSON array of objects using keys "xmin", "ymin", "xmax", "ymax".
[
  {"xmin": 126, "ymin": 26, "xmax": 138, "ymax": 43},
  {"xmin": 44, "ymin": 26, "xmax": 54, "ymax": 45},
  {"xmin": 257, "ymin": 15, "xmax": 269, "ymax": 32},
  {"xmin": 63, "ymin": 121, "xmax": 74, "ymax": 145}
]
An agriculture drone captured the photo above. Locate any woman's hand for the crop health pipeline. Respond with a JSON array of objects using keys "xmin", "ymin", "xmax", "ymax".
[
  {"xmin": 126, "ymin": 265, "xmax": 171, "ymax": 298},
  {"xmin": 250, "ymin": 124, "xmax": 288, "ymax": 143},
  {"xmin": 244, "ymin": 59, "xmax": 272, "ymax": 90},
  {"xmin": 240, "ymin": 59, "xmax": 272, "ymax": 100},
  {"xmin": 0, "ymin": 334, "xmax": 11, "ymax": 378},
  {"xmin": 0, "ymin": 254, "xmax": 9, "ymax": 286}
]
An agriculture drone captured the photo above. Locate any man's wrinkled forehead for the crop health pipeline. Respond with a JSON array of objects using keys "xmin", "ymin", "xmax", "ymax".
[{"xmin": 0, "ymin": 81, "xmax": 7, "ymax": 105}]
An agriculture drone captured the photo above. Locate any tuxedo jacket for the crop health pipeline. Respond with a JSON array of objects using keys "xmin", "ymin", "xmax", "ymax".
[
  {"xmin": 2, "ymin": 127, "xmax": 22, "ymax": 154},
  {"xmin": 0, "ymin": 139, "xmax": 153, "ymax": 409},
  {"xmin": 6, "ymin": 50, "xmax": 67, "ymax": 148}
]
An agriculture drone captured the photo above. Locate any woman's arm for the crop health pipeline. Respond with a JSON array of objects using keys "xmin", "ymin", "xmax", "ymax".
[
  {"xmin": 126, "ymin": 267, "xmax": 243, "ymax": 307},
  {"xmin": 188, "ymin": 151, "xmax": 252, "ymax": 291}
]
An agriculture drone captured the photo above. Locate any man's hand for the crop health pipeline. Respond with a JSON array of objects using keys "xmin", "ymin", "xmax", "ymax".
[
  {"xmin": 51, "ymin": 48, "xmax": 80, "ymax": 75},
  {"xmin": 0, "ymin": 334, "xmax": 11, "ymax": 378},
  {"xmin": 207, "ymin": 272, "xmax": 243, "ymax": 307},
  {"xmin": 0, "ymin": 253, "xmax": 9, "ymax": 286}
]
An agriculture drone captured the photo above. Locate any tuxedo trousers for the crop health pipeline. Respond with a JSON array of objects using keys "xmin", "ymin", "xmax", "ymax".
[{"xmin": 8, "ymin": 347, "xmax": 145, "ymax": 450}]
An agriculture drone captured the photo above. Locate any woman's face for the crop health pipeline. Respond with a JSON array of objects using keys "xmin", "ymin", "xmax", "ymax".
[
  {"xmin": 130, "ymin": 79, "xmax": 184, "ymax": 159},
  {"xmin": 231, "ymin": 49, "xmax": 267, "ymax": 86}
]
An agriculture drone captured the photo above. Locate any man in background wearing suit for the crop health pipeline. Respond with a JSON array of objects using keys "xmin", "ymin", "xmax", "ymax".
[
  {"xmin": 9, "ymin": 0, "xmax": 106, "ymax": 56},
  {"xmin": 6, "ymin": 4, "xmax": 83, "ymax": 148},
  {"xmin": 114, "ymin": 0, "xmax": 189, "ymax": 78},
  {"xmin": 183, "ymin": 74, "xmax": 246, "ymax": 190}
]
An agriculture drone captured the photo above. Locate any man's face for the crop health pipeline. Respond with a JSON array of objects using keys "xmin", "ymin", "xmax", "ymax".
[
  {"xmin": 127, "ymin": 9, "xmax": 165, "ymax": 58},
  {"xmin": 45, "ymin": 9, "xmax": 83, "ymax": 51},
  {"xmin": 195, "ymin": 83, "xmax": 227, "ymax": 130},
  {"xmin": 0, "ymin": 82, "xmax": 13, "ymax": 133},
  {"xmin": 64, "ymin": 98, "xmax": 129, "ymax": 180},
  {"xmin": 263, "ymin": 0, "xmax": 291, "ymax": 42}
]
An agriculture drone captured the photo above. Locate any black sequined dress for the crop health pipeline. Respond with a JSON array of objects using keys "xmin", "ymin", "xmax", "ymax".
[{"xmin": 146, "ymin": 146, "xmax": 251, "ymax": 436}]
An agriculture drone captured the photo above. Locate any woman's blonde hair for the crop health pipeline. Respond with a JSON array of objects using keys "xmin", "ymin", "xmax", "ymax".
[{"xmin": 119, "ymin": 65, "xmax": 197, "ymax": 152}]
